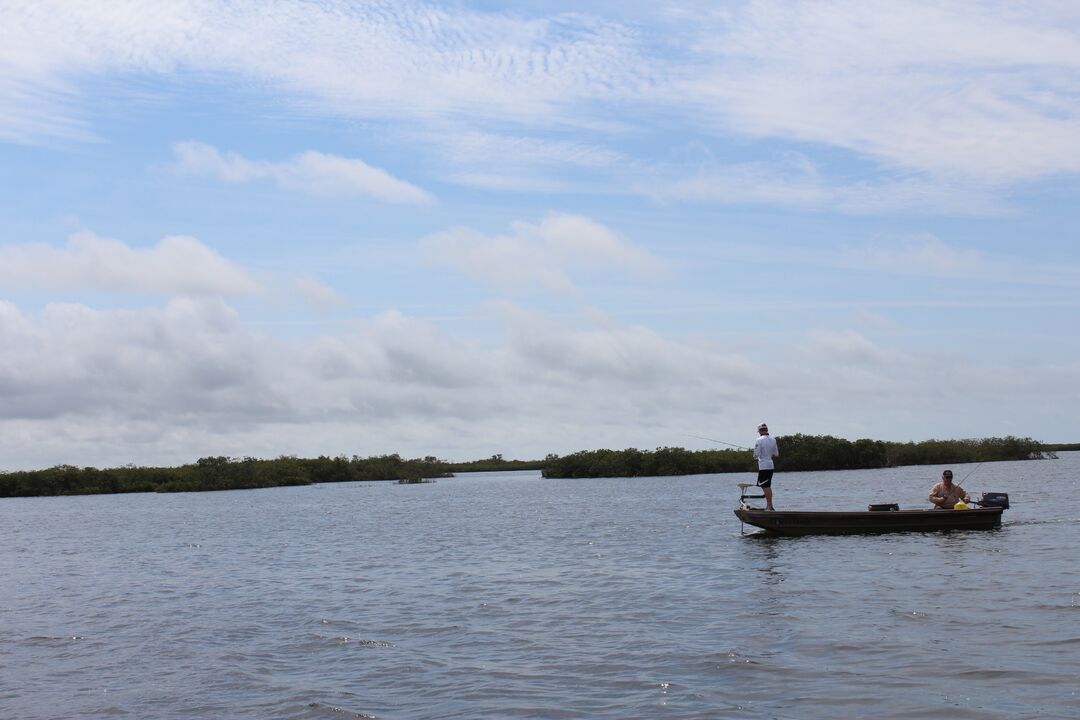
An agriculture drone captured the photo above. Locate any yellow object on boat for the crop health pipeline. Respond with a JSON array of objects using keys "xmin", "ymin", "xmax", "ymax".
[{"xmin": 954, "ymin": 500, "xmax": 969, "ymax": 510}]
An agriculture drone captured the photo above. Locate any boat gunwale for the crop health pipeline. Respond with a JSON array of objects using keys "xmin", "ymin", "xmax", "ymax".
[
  {"xmin": 734, "ymin": 507, "xmax": 1003, "ymax": 518},
  {"xmin": 733, "ymin": 505, "xmax": 1005, "ymax": 535}
]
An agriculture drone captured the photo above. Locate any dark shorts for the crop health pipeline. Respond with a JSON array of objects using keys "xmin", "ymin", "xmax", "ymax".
[{"xmin": 757, "ymin": 469, "xmax": 774, "ymax": 488}]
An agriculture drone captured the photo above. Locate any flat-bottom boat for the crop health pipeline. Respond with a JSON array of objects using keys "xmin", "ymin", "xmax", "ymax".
[{"xmin": 734, "ymin": 484, "xmax": 1010, "ymax": 536}]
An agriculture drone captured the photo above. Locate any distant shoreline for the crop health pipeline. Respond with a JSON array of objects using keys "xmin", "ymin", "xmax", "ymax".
[
  {"xmin": 540, "ymin": 435, "xmax": 1055, "ymax": 478},
  {"xmin": 0, "ymin": 436, "xmax": 1067, "ymax": 497}
]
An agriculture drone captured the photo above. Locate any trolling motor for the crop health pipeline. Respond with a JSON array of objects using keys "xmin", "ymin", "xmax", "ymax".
[
  {"xmin": 736, "ymin": 483, "xmax": 769, "ymax": 534},
  {"xmin": 737, "ymin": 482, "xmax": 765, "ymax": 510}
]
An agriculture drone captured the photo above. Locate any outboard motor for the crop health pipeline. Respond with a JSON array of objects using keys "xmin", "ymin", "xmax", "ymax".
[{"xmin": 979, "ymin": 492, "xmax": 1010, "ymax": 509}]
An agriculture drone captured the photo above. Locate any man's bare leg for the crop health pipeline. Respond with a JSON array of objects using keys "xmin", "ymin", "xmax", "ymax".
[{"xmin": 763, "ymin": 486, "xmax": 774, "ymax": 511}]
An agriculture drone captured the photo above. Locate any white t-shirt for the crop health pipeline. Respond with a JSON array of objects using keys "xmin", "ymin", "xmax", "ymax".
[{"xmin": 754, "ymin": 434, "xmax": 779, "ymax": 470}]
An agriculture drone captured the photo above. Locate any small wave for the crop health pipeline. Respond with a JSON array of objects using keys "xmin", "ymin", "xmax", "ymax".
[
  {"xmin": 716, "ymin": 649, "xmax": 761, "ymax": 665},
  {"xmin": 1006, "ymin": 518, "xmax": 1080, "ymax": 526},
  {"xmin": 306, "ymin": 702, "xmax": 377, "ymax": 719},
  {"xmin": 352, "ymin": 638, "xmax": 395, "ymax": 648},
  {"xmin": 952, "ymin": 668, "xmax": 1074, "ymax": 687},
  {"xmin": 315, "ymin": 618, "xmax": 364, "ymax": 632},
  {"xmin": 953, "ymin": 669, "xmax": 1016, "ymax": 680},
  {"xmin": 1018, "ymin": 635, "xmax": 1080, "ymax": 646},
  {"xmin": 314, "ymin": 634, "xmax": 394, "ymax": 648}
]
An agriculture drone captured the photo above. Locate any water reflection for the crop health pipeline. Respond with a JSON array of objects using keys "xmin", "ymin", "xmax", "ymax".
[{"xmin": 740, "ymin": 534, "xmax": 786, "ymax": 585}]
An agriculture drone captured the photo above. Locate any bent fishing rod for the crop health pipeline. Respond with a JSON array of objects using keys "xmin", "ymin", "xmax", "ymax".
[{"xmin": 684, "ymin": 434, "xmax": 752, "ymax": 451}]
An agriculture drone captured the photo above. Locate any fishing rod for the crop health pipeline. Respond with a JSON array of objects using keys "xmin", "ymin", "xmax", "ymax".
[
  {"xmin": 948, "ymin": 462, "xmax": 984, "ymax": 506},
  {"xmin": 684, "ymin": 434, "xmax": 752, "ymax": 451},
  {"xmin": 957, "ymin": 462, "xmax": 983, "ymax": 487}
]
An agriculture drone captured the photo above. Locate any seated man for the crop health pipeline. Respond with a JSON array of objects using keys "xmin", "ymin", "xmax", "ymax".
[{"xmin": 929, "ymin": 469, "xmax": 970, "ymax": 508}]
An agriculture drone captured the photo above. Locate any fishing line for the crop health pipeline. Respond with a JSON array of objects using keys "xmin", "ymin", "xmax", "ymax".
[
  {"xmin": 956, "ymin": 462, "xmax": 983, "ymax": 490},
  {"xmin": 684, "ymin": 434, "xmax": 752, "ymax": 451}
]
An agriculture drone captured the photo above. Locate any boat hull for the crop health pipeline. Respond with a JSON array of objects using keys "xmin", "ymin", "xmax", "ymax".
[{"xmin": 734, "ymin": 507, "xmax": 1004, "ymax": 536}]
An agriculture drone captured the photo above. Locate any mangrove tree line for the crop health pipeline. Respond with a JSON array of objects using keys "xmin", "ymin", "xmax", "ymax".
[
  {"xmin": 540, "ymin": 435, "xmax": 1047, "ymax": 478},
  {"xmin": 0, "ymin": 454, "xmax": 450, "ymax": 498},
  {"xmin": 0, "ymin": 435, "xmax": 1055, "ymax": 497}
]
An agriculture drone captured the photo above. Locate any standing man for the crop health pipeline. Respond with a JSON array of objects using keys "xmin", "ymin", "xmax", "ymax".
[{"xmin": 753, "ymin": 422, "xmax": 779, "ymax": 511}]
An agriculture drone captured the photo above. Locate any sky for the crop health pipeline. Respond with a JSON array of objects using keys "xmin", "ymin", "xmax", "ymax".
[{"xmin": 1, "ymin": 0, "xmax": 1079, "ymax": 471}]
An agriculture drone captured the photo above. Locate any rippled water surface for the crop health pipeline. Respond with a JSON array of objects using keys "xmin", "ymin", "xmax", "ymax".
[{"xmin": 2, "ymin": 454, "xmax": 1079, "ymax": 719}]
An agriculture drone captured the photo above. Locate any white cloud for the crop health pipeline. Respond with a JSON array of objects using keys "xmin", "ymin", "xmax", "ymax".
[
  {"xmin": 0, "ymin": 1, "xmax": 656, "ymax": 141},
  {"xmin": 495, "ymin": 302, "xmax": 754, "ymax": 389},
  {"xmin": 841, "ymin": 235, "xmax": 990, "ymax": 277},
  {"xmin": 421, "ymin": 213, "xmax": 663, "ymax": 293},
  {"xmin": 853, "ymin": 310, "xmax": 898, "ymax": 332},
  {"xmin": 444, "ymin": 172, "xmax": 585, "ymax": 194},
  {"xmin": 686, "ymin": 1, "xmax": 1080, "ymax": 182},
  {"xmin": 290, "ymin": 275, "xmax": 346, "ymax": 308},
  {"xmin": 0, "ymin": 76, "xmax": 93, "ymax": 145},
  {"xmin": 171, "ymin": 142, "xmax": 433, "ymax": 204},
  {"xmin": 428, "ymin": 130, "xmax": 628, "ymax": 193},
  {"xmin": 432, "ymin": 131, "xmax": 624, "ymax": 168},
  {"xmin": 838, "ymin": 234, "xmax": 1080, "ymax": 285},
  {"xmin": 5, "ymin": 1, "xmax": 1080, "ymax": 199},
  {"xmin": 805, "ymin": 328, "xmax": 889, "ymax": 364},
  {"xmin": 648, "ymin": 158, "xmax": 1002, "ymax": 215},
  {"xmin": 0, "ymin": 231, "xmax": 262, "ymax": 297}
]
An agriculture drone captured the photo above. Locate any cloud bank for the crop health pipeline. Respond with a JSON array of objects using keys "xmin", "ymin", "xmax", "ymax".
[
  {"xmin": 2, "ymin": 222, "xmax": 1076, "ymax": 471},
  {"xmin": 1, "ymin": 293, "xmax": 1076, "ymax": 471}
]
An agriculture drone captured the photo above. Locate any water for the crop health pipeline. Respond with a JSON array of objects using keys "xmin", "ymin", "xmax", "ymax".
[{"xmin": 2, "ymin": 454, "xmax": 1078, "ymax": 719}]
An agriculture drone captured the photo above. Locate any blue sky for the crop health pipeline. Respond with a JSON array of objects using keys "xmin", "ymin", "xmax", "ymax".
[{"xmin": 1, "ymin": 1, "xmax": 1078, "ymax": 470}]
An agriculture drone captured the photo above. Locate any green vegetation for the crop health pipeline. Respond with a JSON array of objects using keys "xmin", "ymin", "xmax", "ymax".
[
  {"xmin": 541, "ymin": 435, "xmax": 1047, "ymax": 478},
  {"xmin": 0, "ymin": 454, "xmax": 451, "ymax": 498},
  {"xmin": 540, "ymin": 446, "xmax": 747, "ymax": 479},
  {"xmin": 1043, "ymin": 442, "xmax": 1080, "ymax": 452},
  {"xmin": 441, "ymin": 453, "xmax": 547, "ymax": 473},
  {"xmin": 0, "ymin": 435, "xmax": 1056, "ymax": 497}
]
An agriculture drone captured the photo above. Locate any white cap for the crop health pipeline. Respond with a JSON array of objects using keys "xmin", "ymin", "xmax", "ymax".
[{"xmin": 758, "ymin": 423, "xmax": 768, "ymax": 431}]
